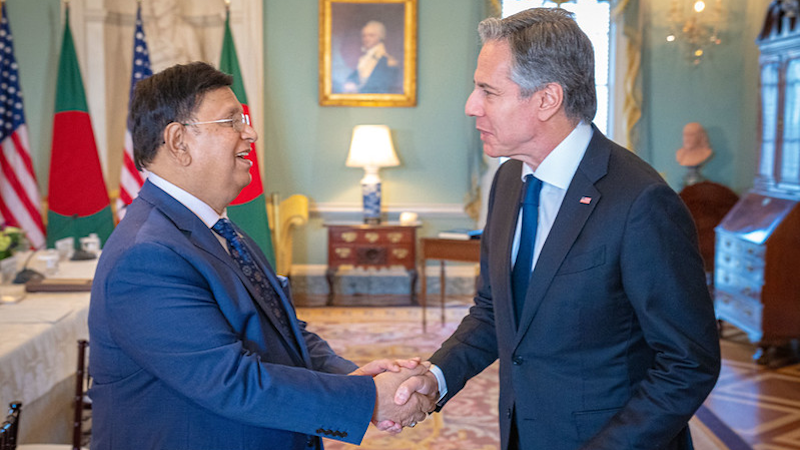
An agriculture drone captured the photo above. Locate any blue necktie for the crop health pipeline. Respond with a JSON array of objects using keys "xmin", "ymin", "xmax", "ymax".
[
  {"xmin": 213, "ymin": 218, "xmax": 293, "ymax": 339},
  {"xmin": 512, "ymin": 175, "xmax": 543, "ymax": 326}
]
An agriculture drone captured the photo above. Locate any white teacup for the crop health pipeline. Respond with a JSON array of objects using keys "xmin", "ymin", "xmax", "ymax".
[
  {"xmin": 80, "ymin": 236, "xmax": 100, "ymax": 255},
  {"xmin": 55, "ymin": 237, "xmax": 75, "ymax": 261}
]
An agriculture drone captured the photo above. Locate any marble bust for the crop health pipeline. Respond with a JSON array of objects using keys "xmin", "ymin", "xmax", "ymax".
[
  {"xmin": 676, "ymin": 122, "xmax": 714, "ymax": 186},
  {"xmin": 676, "ymin": 122, "xmax": 713, "ymax": 167}
]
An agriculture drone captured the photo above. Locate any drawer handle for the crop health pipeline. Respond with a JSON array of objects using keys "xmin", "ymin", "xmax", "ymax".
[
  {"xmin": 365, "ymin": 232, "xmax": 379, "ymax": 243},
  {"xmin": 388, "ymin": 232, "xmax": 403, "ymax": 244},
  {"xmin": 747, "ymin": 248, "xmax": 754, "ymax": 255},
  {"xmin": 335, "ymin": 248, "xmax": 351, "ymax": 258},
  {"xmin": 341, "ymin": 232, "xmax": 357, "ymax": 243},
  {"xmin": 392, "ymin": 249, "xmax": 409, "ymax": 259}
]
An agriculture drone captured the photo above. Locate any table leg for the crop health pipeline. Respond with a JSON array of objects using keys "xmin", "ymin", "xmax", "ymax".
[
  {"xmin": 325, "ymin": 267, "xmax": 336, "ymax": 306},
  {"xmin": 420, "ymin": 261, "xmax": 427, "ymax": 333},
  {"xmin": 439, "ymin": 260, "xmax": 446, "ymax": 326},
  {"xmin": 408, "ymin": 268, "xmax": 418, "ymax": 306}
]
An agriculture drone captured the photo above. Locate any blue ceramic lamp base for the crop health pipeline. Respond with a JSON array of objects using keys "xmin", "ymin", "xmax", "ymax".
[{"xmin": 362, "ymin": 180, "xmax": 382, "ymax": 224}]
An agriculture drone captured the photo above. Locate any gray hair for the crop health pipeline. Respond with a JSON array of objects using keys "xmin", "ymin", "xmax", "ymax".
[
  {"xmin": 364, "ymin": 20, "xmax": 387, "ymax": 41},
  {"xmin": 478, "ymin": 8, "xmax": 597, "ymax": 124}
]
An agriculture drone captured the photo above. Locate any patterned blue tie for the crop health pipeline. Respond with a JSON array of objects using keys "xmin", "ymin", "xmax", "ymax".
[
  {"xmin": 213, "ymin": 218, "xmax": 293, "ymax": 338},
  {"xmin": 512, "ymin": 175, "xmax": 543, "ymax": 326}
]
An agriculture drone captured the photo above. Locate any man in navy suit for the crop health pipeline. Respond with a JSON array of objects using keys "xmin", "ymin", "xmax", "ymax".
[
  {"xmin": 88, "ymin": 61, "xmax": 430, "ymax": 450},
  {"xmin": 395, "ymin": 8, "xmax": 720, "ymax": 450}
]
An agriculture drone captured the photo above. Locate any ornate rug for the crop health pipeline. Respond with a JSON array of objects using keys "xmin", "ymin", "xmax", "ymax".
[{"xmin": 298, "ymin": 306, "xmax": 751, "ymax": 450}]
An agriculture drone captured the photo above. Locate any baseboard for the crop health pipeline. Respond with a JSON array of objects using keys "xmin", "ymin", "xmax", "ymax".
[{"xmin": 288, "ymin": 263, "xmax": 479, "ymax": 296}]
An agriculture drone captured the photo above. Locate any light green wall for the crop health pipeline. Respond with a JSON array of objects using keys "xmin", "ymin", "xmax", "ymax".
[
  {"xmin": 640, "ymin": 0, "xmax": 768, "ymax": 193},
  {"xmin": 5, "ymin": 0, "xmax": 61, "ymax": 194},
  {"xmin": 262, "ymin": 0, "xmax": 485, "ymax": 264},
  {"xmin": 6, "ymin": 0, "xmax": 773, "ymax": 265}
]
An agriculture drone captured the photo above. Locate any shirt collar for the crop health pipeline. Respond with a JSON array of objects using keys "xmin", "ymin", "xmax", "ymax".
[
  {"xmin": 148, "ymin": 172, "xmax": 227, "ymax": 229},
  {"xmin": 363, "ymin": 42, "xmax": 386, "ymax": 60},
  {"xmin": 522, "ymin": 121, "xmax": 593, "ymax": 191}
]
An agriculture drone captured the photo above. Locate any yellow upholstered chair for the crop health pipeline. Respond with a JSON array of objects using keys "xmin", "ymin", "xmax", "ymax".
[{"xmin": 266, "ymin": 193, "xmax": 309, "ymax": 277}]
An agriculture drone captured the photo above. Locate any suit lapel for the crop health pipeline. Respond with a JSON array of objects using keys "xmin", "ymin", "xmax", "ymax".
[
  {"xmin": 138, "ymin": 181, "xmax": 308, "ymax": 366},
  {"xmin": 233, "ymin": 224, "xmax": 312, "ymax": 367},
  {"xmin": 514, "ymin": 129, "xmax": 610, "ymax": 345}
]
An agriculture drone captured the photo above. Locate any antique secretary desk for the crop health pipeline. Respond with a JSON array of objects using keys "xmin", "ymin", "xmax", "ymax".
[{"xmin": 714, "ymin": 0, "xmax": 800, "ymax": 367}]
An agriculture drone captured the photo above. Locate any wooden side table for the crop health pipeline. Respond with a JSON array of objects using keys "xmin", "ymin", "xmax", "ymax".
[
  {"xmin": 419, "ymin": 238, "xmax": 481, "ymax": 331},
  {"xmin": 325, "ymin": 223, "xmax": 419, "ymax": 305}
]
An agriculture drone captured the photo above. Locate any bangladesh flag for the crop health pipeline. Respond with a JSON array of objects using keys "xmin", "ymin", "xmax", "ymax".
[
  {"xmin": 46, "ymin": 5, "xmax": 113, "ymax": 249},
  {"xmin": 220, "ymin": 9, "xmax": 276, "ymax": 268}
]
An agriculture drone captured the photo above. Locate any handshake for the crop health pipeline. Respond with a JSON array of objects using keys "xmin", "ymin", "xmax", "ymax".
[{"xmin": 349, "ymin": 358, "xmax": 439, "ymax": 433}]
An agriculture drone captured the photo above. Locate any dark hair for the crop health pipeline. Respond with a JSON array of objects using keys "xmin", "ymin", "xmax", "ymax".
[
  {"xmin": 130, "ymin": 61, "xmax": 233, "ymax": 170},
  {"xmin": 478, "ymin": 8, "xmax": 596, "ymax": 124}
]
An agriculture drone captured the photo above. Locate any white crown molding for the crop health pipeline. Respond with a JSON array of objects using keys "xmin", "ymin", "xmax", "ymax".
[{"xmin": 310, "ymin": 202, "xmax": 471, "ymax": 221}]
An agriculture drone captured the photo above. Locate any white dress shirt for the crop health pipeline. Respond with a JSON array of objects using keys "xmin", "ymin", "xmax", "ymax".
[
  {"xmin": 512, "ymin": 121, "xmax": 593, "ymax": 270},
  {"xmin": 430, "ymin": 122, "xmax": 594, "ymax": 402}
]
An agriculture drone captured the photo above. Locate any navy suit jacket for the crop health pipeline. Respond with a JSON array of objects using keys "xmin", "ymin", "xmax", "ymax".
[
  {"xmin": 88, "ymin": 181, "xmax": 375, "ymax": 450},
  {"xmin": 346, "ymin": 55, "xmax": 401, "ymax": 94},
  {"xmin": 430, "ymin": 127, "xmax": 720, "ymax": 450}
]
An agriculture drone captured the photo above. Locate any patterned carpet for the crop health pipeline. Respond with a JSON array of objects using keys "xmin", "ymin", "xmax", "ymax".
[
  {"xmin": 299, "ymin": 306, "xmax": 500, "ymax": 450},
  {"xmin": 298, "ymin": 305, "xmax": 749, "ymax": 450}
]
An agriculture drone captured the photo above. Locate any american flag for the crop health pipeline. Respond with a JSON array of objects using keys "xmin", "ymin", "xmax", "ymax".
[
  {"xmin": 116, "ymin": 4, "xmax": 152, "ymax": 221},
  {"xmin": 0, "ymin": 4, "xmax": 45, "ymax": 248}
]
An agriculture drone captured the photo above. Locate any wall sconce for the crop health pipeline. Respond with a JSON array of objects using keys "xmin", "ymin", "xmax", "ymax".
[
  {"xmin": 666, "ymin": 0, "xmax": 723, "ymax": 65},
  {"xmin": 346, "ymin": 125, "xmax": 399, "ymax": 224}
]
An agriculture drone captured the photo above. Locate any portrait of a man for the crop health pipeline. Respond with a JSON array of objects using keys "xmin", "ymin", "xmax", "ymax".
[
  {"xmin": 341, "ymin": 20, "xmax": 401, "ymax": 94},
  {"xmin": 320, "ymin": 0, "xmax": 416, "ymax": 106}
]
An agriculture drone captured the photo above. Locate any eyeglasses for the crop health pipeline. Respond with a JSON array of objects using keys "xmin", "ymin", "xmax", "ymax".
[{"xmin": 182, "ymin": 113, "xmax": 251, "ymax": 133}]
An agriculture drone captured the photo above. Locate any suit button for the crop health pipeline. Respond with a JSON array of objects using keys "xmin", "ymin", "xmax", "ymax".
[
  {"xmin": 512, "ymin": 356, "xmax": 524, "ymax": 365},
  {"xmin": 507, "ymin": 408, "xmax": 512, "ymax": 419}
]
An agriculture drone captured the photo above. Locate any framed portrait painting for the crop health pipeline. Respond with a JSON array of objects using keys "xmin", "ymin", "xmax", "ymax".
[{"xmin": 319, "ymin": 0, "xmax": 417, "ymax": 107}]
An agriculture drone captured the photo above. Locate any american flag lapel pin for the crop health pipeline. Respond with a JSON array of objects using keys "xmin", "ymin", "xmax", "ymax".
[{"xmin": 579, "ymin": 196, "xmax": 592, "ymax": 205}]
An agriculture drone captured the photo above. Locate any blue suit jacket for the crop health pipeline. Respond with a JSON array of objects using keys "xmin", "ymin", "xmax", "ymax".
[
  {"xmin": 88, "ymin": 181, "xmax": 375, "ymax": 450},
  {"xmin": 430, "ymin": 127, "xmax": 720, "ymax": 450},
  {"xmin": 346, "ymin": 55, "xmax": 401, "ymax": 94}
]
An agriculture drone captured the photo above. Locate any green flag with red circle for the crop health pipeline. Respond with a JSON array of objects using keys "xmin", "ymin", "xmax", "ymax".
[
  {"xmin": 221, "ymin": 9, "xmax": 276, "ymax": 269},
  {"xmin": 46, "ymin": 5, "xmax": 113, "ymax": 249}
]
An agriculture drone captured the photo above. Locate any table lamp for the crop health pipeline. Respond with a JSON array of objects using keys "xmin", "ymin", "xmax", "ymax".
[{"xmin": 346, "ymin": 125, "xmax": 399, "ymax": 224}]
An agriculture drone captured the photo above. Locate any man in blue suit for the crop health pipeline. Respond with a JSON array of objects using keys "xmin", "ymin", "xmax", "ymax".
[
  {"xmin": 395, "ymin": 8, "xmax": 721, "ymax": 450},
  {"xmin": 88, "ymin": 61, "xmax": 430, "ymax": 450}
]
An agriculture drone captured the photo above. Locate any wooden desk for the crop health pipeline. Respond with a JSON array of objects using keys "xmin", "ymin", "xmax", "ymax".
[
  {"xmin": 325, "ymin": 223, "xmax": 419, "ymax": 305},
  {"xmin": 419, "ymin": 238, "xmax": 481, "ymax": 331}
]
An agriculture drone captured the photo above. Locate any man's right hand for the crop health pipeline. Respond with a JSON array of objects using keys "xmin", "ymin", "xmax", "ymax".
[
  {"xmin": 372, "ymin": 364, "xmax": 433, "ymax": 429},
  {"xmin": 394, "ymin": 369, "xmax": 439, "ymax": 406}
]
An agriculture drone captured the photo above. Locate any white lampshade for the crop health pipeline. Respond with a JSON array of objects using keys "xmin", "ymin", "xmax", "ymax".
[{"xmin": 345, "ymin": 125, "xmax": 400, "ymax": 169}]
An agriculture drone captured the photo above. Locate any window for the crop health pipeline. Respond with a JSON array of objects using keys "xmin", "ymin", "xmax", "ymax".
[{"xmin": 502, "ymin": 0, "xmax": 611, "ymax": 134}]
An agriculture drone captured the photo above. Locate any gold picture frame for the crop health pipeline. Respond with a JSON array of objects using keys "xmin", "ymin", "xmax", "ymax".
[{"xmin": 319, "ymin": 0, "xmax": 417, "ymax": 107}]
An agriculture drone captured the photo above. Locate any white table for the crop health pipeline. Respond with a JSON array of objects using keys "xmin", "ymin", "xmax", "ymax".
[{"xmin": 0, "ymin": 253, "xmax": 98, "ymax": 443}]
